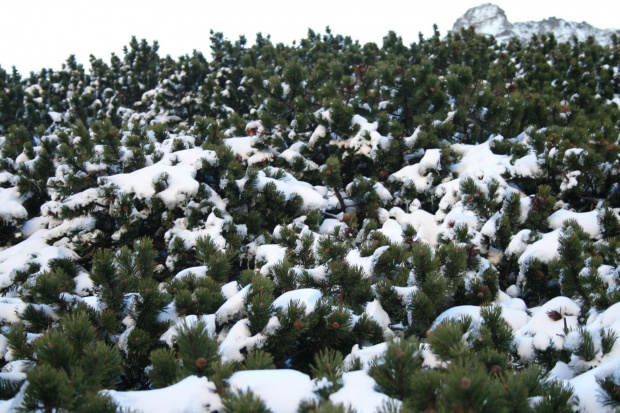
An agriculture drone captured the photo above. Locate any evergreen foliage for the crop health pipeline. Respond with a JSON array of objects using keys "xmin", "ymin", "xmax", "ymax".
[{"xmin": 0, "ymin": 24, "xmax": 619, "ymax": 412}]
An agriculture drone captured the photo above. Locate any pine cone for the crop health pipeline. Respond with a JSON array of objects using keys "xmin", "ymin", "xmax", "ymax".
[{"xmin": 195, "ymin": 357, "xmax": 208, "ymax": 369}]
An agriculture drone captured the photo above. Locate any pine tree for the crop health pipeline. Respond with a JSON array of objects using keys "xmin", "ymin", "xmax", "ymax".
[
  {"xmin": 223, "ymin": 390, "xmax": 272, "ymax": 413},
  {"xmin": 2, "ymin": 22, "xmax": 620, "ymax": 413},
  {"xmin": 552, "ymin": 220, "xmax": 591, "ymax": 307},
  {"xmin": 597, "ymin": 373, "xmax": 620, "ymax": 408},
  {"xmin": 323, "ymin": 156, "xmax": 347, "ymax": 211},
  {"xmin": 309, "ymin": 348, "xmax": 344, "ymax": 398},
  {"xmin": 369, "ymin": 336, "xmax": 422, "ymax": 400},
  {"xmin": 245, "ymin": 274, "xmax": 275, "ymax": 335},
  {"xmin": 148, "ymin": 348, "xmax": 180, "ymax": 389},
  {"xmin": 22, "ymin": 365, "xmax": 77, "ymax": 412}
]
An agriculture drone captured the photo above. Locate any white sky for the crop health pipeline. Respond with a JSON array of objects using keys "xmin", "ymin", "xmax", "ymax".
[{"xmin": 1, "ymin": 0, "xmax": 619, "ymax": 74}]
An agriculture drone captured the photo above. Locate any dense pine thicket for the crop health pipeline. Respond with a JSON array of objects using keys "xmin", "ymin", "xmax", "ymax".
[{"xmin": 0, "ymin": 27, "xmax": 620, "ymax": 411}]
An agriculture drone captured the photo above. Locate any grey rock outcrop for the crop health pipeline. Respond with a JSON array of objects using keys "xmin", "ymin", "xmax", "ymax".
[{"xmin": 452, "ymin": 3, "xmax": 620, "ymax": 46}]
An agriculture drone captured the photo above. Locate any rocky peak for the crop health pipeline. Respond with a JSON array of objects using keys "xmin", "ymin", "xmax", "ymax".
[
  {"xmin": 451, "ymin": 3, "xmax": 620, "ymax": 46},
  {"xmin": 452, "ymin": 3, "xmax": 514, "ymax": 40}
]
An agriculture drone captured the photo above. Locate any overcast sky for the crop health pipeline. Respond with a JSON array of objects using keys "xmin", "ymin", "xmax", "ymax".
[{"xmin": 2, "ymin": 0, "xmax": 618, "ymax": 74}]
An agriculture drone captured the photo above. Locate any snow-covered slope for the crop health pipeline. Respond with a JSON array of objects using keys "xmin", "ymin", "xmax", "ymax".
[{"xmin": 452, "ymin": 3, "xmax": 620, "ymax": 46}]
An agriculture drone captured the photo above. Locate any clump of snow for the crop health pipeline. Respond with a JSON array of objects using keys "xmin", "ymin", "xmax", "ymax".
[
  {"xmin": 308, "ymin": 125, "xmax": 327, "ymax": 148},
  {"xmin": 221, "ymin": 281, "xmax": 240, "ymax": 300},
  {"xmin": 0, "ymin": 298, "xmax": 27, "ymax": 324},
  {"xmin": 549, "ymin": 361, "xmax": 574, "ymax": 380},
  {"xmin": 245, "ymin": 120, "xmax": 264, "ymax": 136},
  {"xmin": 511, "ymin": 153, "xmax": 542, "ymax": 178},
  {"xmin": 390, "ymin": 164, "xmax": 434, "ymax": 193},
  {"xmin": 373, "ymin": 182, "xmax": 393, "ymax": 204},
  {"xmin": 343, "ymin": 342, "xmax": 388, "ymax": 371},
  {"xmin": 224, "ymin": 136, "xmax": 259, "ymax": 160},
  {"xmin": 389, "ymin": 207, "xmax": 438, "ymax": 246},
  {"xmin": 0, "ymin": 187, "xmax": 27, "ymax": 224},
  {"xmin": 0, "ymin": 232, "xmax": 79, "ymax": 291},
  {"xmin": 48, "ymin": 111, "xmax": 63, "ymax": 123},
  {"xmin": 305, "ymin": 265, "xmax": 327, "ymax": 282},
  {"xmin": 329, "ymin": 370, "xmax": 401, "ymax": 413},
  {"xmin": 165, "ymin": 212, "xmax": 228, "ymax": 260},
  {"xmin": 279, "ymin": 143, "xmax": 318, "ymax": 171},
  {"xmin": 497, "ymin": 305, "xmax": 529, "ymax": 330},
  {"xmin": 518, "ymin": 296, "xmax": 580, "ymax": 348},
  {"xmin": 547, "ymin": 209, "xmax": 600, "ymax": 239},
  {"xmin": 254, "ymin": 244, "xmax": 287, "ymax": 276},
  {"xmin": 563, "ymin": 148, "xmax": 584, "ymax": 159},
  {"xmin": 219, "ymin": 319, "xmax": 266, "ymax": 362},
  {"xmin": 345, "ymin": 115, "xmax": 391, "ymax": 160},
  {"xmin": 451, "ymin": 139, "xmax": 511, "ymax": 181},
  {"xmin": 160, "ymin": 315, "xmax": 216, "ymax": 347},
  {"xmin": 103, "ymin": 148, "xmax": 217, "ymax": 209},
  {"xmin": 157, "ymin": 301, "xmax": 179, "ymax": 325},
  {"xmin": 319, "ymin": 218, "xmax": 343, "ymax": 235},
  {"xmin": 227, "ymin": 369, "xmax": 317, "ymax": 413},
  {"xmin": 517, "ymin": 229, "xmax": 562, "ymax": 265},
  {"xmin": 215, "ymin": 285, "xmax": 251, "ymax": 324},
  {"xmin": 247, "ymin": 151, "xmax": 274, "ymax": 166},
  {"xmin": 365, "ymin": 299, "xmax": 393, "ymax": 337},
  {"xmin": 569, "ymin": 358, "xmax": 620, "ymax": 412},
  {"xmin": 104, "ymin": 375, "xmax": 222, "ymax": 413},
  {"xmin": 345, "ymin": 246, "xmax": 388, "ymax": 278},
  {"xmin": 377, "ymin": 218, "xmax": 404, "ymax": 244},
  {"xmin": 505, "ymin": 229, "xmax": 532, "ymax": 258},
  {"xmin": 588, "ymin": 302, "xmax": 620, "ymax": 332},
  {"xmin": 272, "ymin": 289, "xmax": 322, "ymax": 315},
  {"xmin": 46, "ymin": 188, "xmax": 101, "ymax": 213},
  {"xmin": 560, "ymin": 170, "xmax": 581, "ymax": 191},
  {"xmin": 74, "ymin": 271, "xmax": 94, "ymax": 296},
  {"xmin": 433, "ymin": 305, "xmax": 482, "ymax": 328},
  {"xmin": 173, "ymin": 266, "xmax": 209, "ymax": 281},
  {"xmin": 506, "ymin": 285, "xmax": 520, "ymax": 297},
  {"xmin": 418, "ymin": 148, "xmax": 442, "ymax": 174},
  {"xmin": 532, "ymin": 332, "xmax": 552, "ymax": 350},
  {"xmin": 480, "ymin": 212, "xmax": 500, "ymax": 238},
  {"xmin": 394, "ymin": 286, "xmax": 418, "ymax": 304},
  {"xmin": 251, "ymin": 169, "xmax": 328, "ymax": 213},
  {"xmin": 435, "ymin": 204, "xmax": 479, "ymax": 243},
  {"xmin": 433, "ymin": 303, "xmax": 528, "ymax": 331}
]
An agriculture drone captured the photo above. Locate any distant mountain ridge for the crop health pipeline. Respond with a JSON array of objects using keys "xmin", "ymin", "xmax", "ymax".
[{"xmin": 452, "ymin": 3, "xmax": 620, "ymax": 46}]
